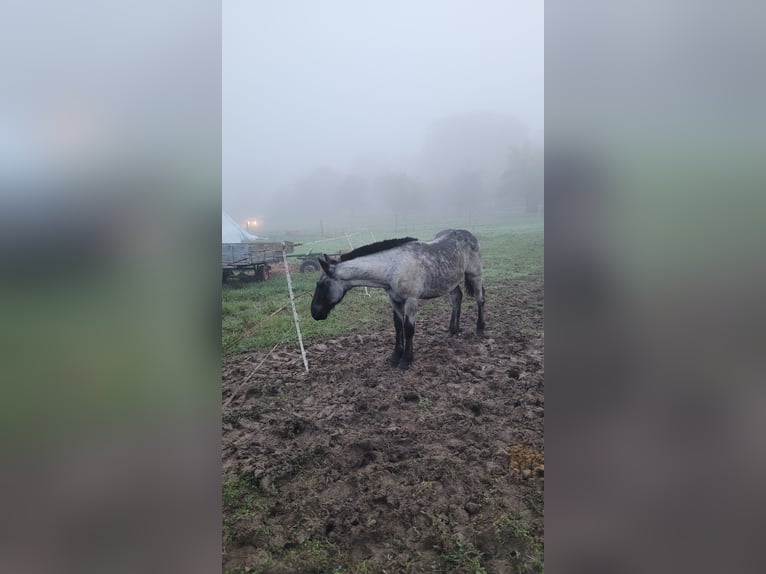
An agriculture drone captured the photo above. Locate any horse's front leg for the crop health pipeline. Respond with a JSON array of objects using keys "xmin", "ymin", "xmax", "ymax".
[
  {"xmin": 390, "ymin": 306, "xmax": 404, "ymax": 366},
  {"xmin": 398, "ymin": 299, "xmax": 418, "ymax": 370}
]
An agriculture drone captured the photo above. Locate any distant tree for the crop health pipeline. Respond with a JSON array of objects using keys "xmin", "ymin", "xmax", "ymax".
[
  {"xmin": 293, "ymin": 167, "xmax": 343, "ymax": 213},
  {"xmin": 420, "ymin": 112, "xmax": 528, "ymax": 186},
  {"xmin": 446, "ymin": 170, "xmax": 483, "ymax": 222},
  {"xmin": 265, "ymin": 167, "xmax": 344, "ymax": 229},
  {"xmin": 499, "ymin": 144, "xmax": 543, "ymax": 214},
  {"xmin": 375, "ymin": 172, "xmax": 424, "ymax": 230},
  {"xmin": 335, "ymin": 174, "xmax": 370, "ymax": 219}
]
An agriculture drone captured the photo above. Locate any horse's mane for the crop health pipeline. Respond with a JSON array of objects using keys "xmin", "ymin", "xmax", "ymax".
[{"xmin": 339, "ymin": 237, "xmax": 418, "ymax": 262}]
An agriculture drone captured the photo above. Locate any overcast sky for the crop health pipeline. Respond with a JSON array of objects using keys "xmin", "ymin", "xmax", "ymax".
[{"xmin": 223, "ymin": 0, "xmax": 543, "ymax": 215}]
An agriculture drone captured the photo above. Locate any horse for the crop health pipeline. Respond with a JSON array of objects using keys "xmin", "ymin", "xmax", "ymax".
[{"xmin": 310, "ymin": 229, "xmax": 485, "ymax": 370}]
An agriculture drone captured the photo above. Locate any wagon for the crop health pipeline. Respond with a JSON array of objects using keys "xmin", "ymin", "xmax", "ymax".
[
  {"xmin": 291, "ymin": 249, "xmax": 345, "ymax": 273},
  {"xmin": 222, "ymin": 241, "xmax": 297, "ymax": 282}
]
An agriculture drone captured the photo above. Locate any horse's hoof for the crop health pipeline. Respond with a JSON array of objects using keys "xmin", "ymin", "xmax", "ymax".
[
  {"xmin": 390, "ymin": 354, "xmax": 403, "ymax": 366},
  {"xmin": 397, "ymin": 359, "xmax": 411, "ymax": 370},
  {"xmin": 476, "ymin": 330, "xmax": 484, "ymax": 338}
]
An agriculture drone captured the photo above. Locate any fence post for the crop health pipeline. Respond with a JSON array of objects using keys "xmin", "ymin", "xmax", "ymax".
[{"xmin": 282, "ymin": 245, "xmax": 309, "ymax": 373}]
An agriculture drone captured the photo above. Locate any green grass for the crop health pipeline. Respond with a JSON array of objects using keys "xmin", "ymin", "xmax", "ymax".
[
  {"xmin": 352, "ymin": 559, "xmax": 374, "ymax": 574},
  {"xmin": 477, "ymin": 226, "xmax": 543, "ymax": 283},
  {"xmin": 222, "ymin": 276, "xmax": 393, "ymax": 354},
  {"xmin": 223, "ymin": 473, "xmax": 264, "ymax": 519},
  {"xmin": 494, "ymin": 515, "xmax": 544, "ymax": 573},
  {"xmin": 222, "ymin": 222, "xmax": 542, "ymax": 356},
  {"xmin": 441, "ymin": 541, "xmax": 488, "ymax": 573},
  {"xmin": 222, "ymin": 473, "xmax": 269, "ymax": 562}
]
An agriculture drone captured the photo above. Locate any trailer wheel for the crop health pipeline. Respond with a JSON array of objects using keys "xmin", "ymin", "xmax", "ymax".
[
  {"xmin": 255, "ymin": 264, "xmax": 271, "ymax": 282},
  {"xmin": 300, "ymin": 260, "xmax": 319, "ymax": 273}
]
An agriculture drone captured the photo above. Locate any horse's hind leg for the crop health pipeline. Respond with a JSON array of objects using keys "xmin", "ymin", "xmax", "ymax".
[
  {"xmin": 477, "ymin": 285, "xmax": 486, "ymax": 336},
  {"xmin": 448, "ymin": 285, "xmax": 463, "ymax": 335},
  {"xmin": 390, "ymin": 306, "xmax": 404, "ymax": 366},
  {"xmin": 466, "ymin": 274, "xmax": 486, "ymax": 337}
]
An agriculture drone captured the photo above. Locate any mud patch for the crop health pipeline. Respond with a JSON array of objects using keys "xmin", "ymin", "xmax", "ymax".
[{"xmin": 222, "ymin": 272, "xmax": 544, "ymax": 573}]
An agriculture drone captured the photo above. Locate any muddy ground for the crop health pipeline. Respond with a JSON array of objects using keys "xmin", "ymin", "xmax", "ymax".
[{"xmin": 222, "ymin": 272, "xmax": 544, "ymax": 573}]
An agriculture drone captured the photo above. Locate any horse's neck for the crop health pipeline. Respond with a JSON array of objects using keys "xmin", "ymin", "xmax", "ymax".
[{"xmin": 335, "ymin": 258, "xmax": 391, "ymax": 289}]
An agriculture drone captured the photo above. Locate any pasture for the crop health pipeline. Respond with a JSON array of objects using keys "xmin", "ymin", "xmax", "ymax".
[{"xmin": 222, "ymin": 222, "xmax": 544, "ymax": 573}]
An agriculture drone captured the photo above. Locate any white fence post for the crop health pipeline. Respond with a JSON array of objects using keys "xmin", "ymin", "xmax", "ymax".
[{"xmin": 282, "ymin": 245, "xmax": 309, "ymax": 373}]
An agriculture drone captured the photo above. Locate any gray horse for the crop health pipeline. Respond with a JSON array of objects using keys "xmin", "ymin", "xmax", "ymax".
[{"xmin": 311, "ymin": 229, "xmax": 485, "ymax": 369}]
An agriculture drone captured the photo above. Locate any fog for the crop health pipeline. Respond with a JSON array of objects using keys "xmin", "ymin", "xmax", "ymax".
[{"xmin": 223, "ymin": 0, "xmax": 543, "ymax": 232}]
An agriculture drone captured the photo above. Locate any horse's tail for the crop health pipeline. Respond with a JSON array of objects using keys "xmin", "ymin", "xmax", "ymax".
[
  {"xmin": 465, "ymin": 281, "xmax": 486, "ymax": 299},
  {"xmin": 465, "ymin": 276, "xmax": 476, "ymax": 297},
  {"xmin": 463, "ymin": 231, "xmax": 483, "ymax": 298}
]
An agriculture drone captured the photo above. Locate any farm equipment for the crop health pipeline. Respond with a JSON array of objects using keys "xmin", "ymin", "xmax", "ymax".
[
  {"xmin": 291, "ymin": 249, "xmax": 345, "ymax": 273},
  {"xmin": 222, "ymin": 241, "xmax": 298, "ymax": 282}
]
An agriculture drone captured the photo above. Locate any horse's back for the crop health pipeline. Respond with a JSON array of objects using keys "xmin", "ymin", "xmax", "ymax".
[
  {"xmin": 385, "ymin": 229, "xmax": 483, "ymax": 299},
  {"xmin": 433, "ymin": 229, "xmax": 483, "ymax": 283},
  {"xmin": 433, "ymin": 229, "xmax": 480, "ymax": 253}
]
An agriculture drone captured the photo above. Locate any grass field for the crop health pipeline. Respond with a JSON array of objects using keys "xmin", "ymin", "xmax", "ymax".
[{"xmin": 222, "ymin": 222, "xmax": 543, "ymax": 356}]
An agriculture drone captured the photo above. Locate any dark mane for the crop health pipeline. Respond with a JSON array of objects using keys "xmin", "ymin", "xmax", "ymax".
[{"xmin": 339, "ymin": 237, "xmax": 418, "ymax": 262}]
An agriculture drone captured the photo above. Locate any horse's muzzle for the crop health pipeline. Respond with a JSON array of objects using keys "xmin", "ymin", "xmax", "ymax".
[{"xmin": 311, "ymin": 306, "xmax": 328, "ymax": 320}]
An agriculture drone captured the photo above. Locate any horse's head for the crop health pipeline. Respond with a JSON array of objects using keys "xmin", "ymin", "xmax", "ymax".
[{"xmin": 311, "ymin": 256, "xmax": 346, "ymax": 320}]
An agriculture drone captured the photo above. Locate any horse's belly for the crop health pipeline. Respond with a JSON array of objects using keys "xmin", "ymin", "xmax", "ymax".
[
  {"xmin": 395, "ymin": 255, "xmax": 464, "ymax": 298},
  {"xmin": 421, "ymin": 272, "xmax": 463, "ymax": 298},
  {"xmin": 420, "ymin": 291, "xmax": 446, "ymax": 300}
]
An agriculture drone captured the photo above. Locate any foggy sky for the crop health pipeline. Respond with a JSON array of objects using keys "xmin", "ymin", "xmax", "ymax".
[{"xmin": 223, "ymin": 0, "xmax": 543, "ymax": 221}]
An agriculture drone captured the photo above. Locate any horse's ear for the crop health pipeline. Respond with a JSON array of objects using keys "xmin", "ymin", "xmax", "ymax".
[{"xmin": 319, "ymin": 256, "xmax": 332, "ymax": 275}]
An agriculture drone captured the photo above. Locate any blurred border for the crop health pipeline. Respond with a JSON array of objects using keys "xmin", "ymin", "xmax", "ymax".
[
  {"xmin": 0, "ymin": 2, "xmax": 221, "ymax": 573},
  {"xmin": 546, "ymin": 1, "xmax": 766, "ymax": 572}
]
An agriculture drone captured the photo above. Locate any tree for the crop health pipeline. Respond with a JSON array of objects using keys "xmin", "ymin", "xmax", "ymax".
[
  {"xmin": 420, "ymin": 112, "xmax": 528, "ymax": 186},
  {"xmin": 446, "ymin": 170, "xmax": 483, "ymax": 222},
  {"xmin": 267, "ymin": 167, "xmax": 343, "ymax": 229},
  {"xmin": 499, "ymin": 144, "xmax": 543, "ymax": 214},
  {"xmin": 334, "ymin": 174, "xmax": 370, "ymax": 220},
  {"xmin": 375, "ymin": 172, "xmax": 424, "ymax": 230}
]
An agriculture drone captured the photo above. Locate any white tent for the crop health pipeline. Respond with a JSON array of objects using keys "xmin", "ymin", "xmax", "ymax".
[{"xmin": 222, "ymin": 211, "xmax": 261, "ymax": 243}]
